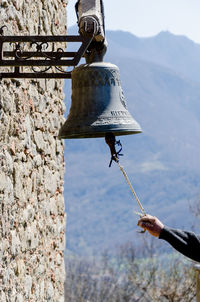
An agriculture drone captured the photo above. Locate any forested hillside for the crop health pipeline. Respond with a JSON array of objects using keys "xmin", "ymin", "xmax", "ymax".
[{"xmin": 64, "ymin": 27, "xmax": 200, "ymax": 255}]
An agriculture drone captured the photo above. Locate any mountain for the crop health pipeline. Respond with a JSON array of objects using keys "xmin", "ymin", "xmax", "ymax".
[
  {"xmin": 106, "ymin": 30, "xmax": 200, "ymax": 82},
  {"xmin": 63, "ymin": 27, "xmax": 200, "ymax": 255}
]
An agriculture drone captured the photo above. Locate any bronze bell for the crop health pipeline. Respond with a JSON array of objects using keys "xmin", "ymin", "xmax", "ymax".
[{"xmin": 59, "ymin": 62, "xmax": 142, "ymax": 139}]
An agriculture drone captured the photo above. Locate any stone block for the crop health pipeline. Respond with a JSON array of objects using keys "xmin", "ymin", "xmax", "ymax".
[
  {"xmin": 15, "ymin": 259, "xmax": 25, "ymax": 278},
  {"xmin": 16, "ymin": 294, "xmax": 23, "ymax": 302},
  {"xmin": 43, "ymin": 166, "xmax": 58, "ymax": 195},
  {"xmin": 25, "ymin": 275, "xmax": 32, "ymax": 298},
  {"xmin": 46, "ymin": 281, "xmax": 54, "ymax": 300},
  {"xmin": 33, "ymin": 130, "xmax": 46, "ymax": 151},
  {"xmin": 11, "ymin": 230, "xmax": 21, "ymax": 256},
  {"xmin": 0, "ymin": 173, "xmax": 7, "ymax": 191},
  {"xmin": 33, "ymin": 154, "xmax": 42, "ymax": 167}
]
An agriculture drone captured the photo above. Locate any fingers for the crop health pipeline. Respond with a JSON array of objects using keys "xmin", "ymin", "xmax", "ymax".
[
  {"xmin": 137, "ymin": 214, "xmax": 156, "ymax": 227},
  {"xmin": 138, "ymin": 221, "xmax": 154, "ymax": 229},
  {"xmin": 137, "ymin": 214, "xmax": 164, "ymax": 237}
]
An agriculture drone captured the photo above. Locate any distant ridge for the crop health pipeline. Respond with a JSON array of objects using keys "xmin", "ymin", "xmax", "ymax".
[{"xmin": 106, "ymin": 29, "xmax": 200, "ymax": 82}]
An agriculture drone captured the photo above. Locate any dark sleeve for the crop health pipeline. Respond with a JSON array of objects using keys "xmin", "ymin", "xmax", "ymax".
[{"xmin": 159, "ymin": 226, "xmax": 200, "ymax": 262}]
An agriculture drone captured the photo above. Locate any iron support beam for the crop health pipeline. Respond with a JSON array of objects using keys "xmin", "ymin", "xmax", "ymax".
[
  {"xmin": 0, "ymin": 35, "xmax": 84, "ymax": 43},
  {"xmin": 0, "ymin": 32, "xmax": 93, "ymax": 79},
  {"xmin": 0, "ymin": 72, "xmax": 71, "ymax": 79}
]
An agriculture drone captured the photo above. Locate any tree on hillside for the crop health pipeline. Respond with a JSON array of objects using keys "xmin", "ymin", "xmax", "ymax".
[{"xmin": 64, "ymin": 241, "xmax": 196, "ymax": 302}]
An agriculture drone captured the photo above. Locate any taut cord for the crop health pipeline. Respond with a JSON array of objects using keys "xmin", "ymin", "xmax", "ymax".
[
  {"xmin": 105, "ymin": 132, "xmax": 146, "ymax": 217},
  {"xmin": 116, "ymin": 160, "xmax": 146, "ymax": 216}
]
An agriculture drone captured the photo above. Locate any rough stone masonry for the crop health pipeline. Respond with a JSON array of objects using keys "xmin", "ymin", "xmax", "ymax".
[{"xmin": 0, "ymin": 1, "xmax": 67, "ymax": 301}]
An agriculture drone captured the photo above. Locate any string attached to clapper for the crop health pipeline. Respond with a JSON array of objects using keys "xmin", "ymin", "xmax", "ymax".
[{"xmin": 105, "ymin": 133, "xmax": 146, "ymax": 219}]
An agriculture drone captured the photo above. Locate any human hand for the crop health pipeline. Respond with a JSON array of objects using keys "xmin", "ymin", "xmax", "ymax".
[{"xmin": 137, "ymin": 214, "xmax": 164, "ymax": 237}]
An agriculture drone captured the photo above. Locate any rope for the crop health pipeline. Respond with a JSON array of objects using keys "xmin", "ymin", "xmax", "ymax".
[
  {"xmin": 104, "ymin": 132, "xmax": 146, "ymax": 217},
  {"xmin": 116, "ymin": 160, "xmax": 146, "ymax": 216}
]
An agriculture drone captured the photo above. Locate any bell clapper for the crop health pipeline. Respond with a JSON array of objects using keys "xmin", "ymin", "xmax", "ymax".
[
  {"xmin": 105, "ymin": 132, "xmax": 123, "ymax": 167},
  {"xmin": 105, "ymin": 132, "xmax": 147, "ymax": 233}
]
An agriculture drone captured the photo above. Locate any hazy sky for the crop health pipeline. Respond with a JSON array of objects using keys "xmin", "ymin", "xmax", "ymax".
[{"xmin": 67, "ymin": 0, "xmax": 200, "ymax": 43}]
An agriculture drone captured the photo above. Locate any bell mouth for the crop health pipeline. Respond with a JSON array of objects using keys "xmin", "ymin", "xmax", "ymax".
[{"xmin": 58, "ymin": 125, "xmax": 142, "ymax": 139}]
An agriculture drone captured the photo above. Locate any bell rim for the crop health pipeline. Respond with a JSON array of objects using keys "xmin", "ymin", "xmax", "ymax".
[{"xmin": 58, "ymin": 127, "xmax": 142, "ymax": 139}]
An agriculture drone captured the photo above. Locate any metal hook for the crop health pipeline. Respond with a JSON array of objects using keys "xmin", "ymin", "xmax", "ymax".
[{"xmin": 0, "ymin": 25, "xmax": 8, "ymax": 36}]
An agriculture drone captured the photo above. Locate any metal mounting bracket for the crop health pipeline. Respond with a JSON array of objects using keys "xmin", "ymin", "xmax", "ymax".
[{"xmin": 0, "ymin": 26, "xmax": 94, "ymax": 79}]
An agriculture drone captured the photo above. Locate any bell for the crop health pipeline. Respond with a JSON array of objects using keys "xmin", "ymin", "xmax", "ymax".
[{"xmin": 59, "ymin": 62, "xmax": 142, "ymax": 139}]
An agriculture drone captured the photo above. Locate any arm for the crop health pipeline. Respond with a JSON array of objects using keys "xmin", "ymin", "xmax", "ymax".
[
  {"xmin": 159, "ymin": 226, "xmax": 200, "ymax": 262},
  {"xmin": 138, "ymin": 214, "xmax": 200, "ymax": 262}
]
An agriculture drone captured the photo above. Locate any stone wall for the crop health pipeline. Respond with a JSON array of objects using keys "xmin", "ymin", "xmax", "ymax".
[{"xmin": 0, "ymin": 1, "xmax": 67, "ymax": 301}]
